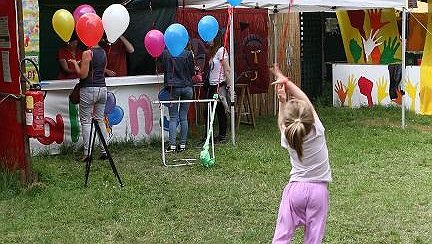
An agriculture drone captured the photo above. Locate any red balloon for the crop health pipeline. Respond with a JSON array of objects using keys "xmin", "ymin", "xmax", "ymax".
[{"xmin": 76, "ymin": 13, "xmax": 103, "ymax": 47}]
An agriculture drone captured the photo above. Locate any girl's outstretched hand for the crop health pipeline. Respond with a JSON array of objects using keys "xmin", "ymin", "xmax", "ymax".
[
  {"xmin": 276, "ymin": 84, "xmax": 287, "ymax": 103},
  {"xmin": 270, "ymin": 63, "xmax": 289, "ymax": 84},
  {"xmin": 271, "ymin": 63, "xmax": 289, "ymax": 103}
]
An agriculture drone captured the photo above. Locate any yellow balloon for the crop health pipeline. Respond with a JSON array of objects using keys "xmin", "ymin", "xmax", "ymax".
[{"xmin": 52, "ymin": 9, "xmax": 74, "ymax": 42}]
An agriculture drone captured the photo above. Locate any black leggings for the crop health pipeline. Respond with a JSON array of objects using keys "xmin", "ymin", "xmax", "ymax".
[{"xmin": 205, "ymin": 84, "xmax": 227, "ymax": 138}]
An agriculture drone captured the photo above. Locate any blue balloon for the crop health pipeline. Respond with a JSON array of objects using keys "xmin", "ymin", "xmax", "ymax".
[
  {"xmin": 104, "ymin": 92, "xmax": 116, "ymax": 114},
  {"xmin": 108, "ymin": 105, "xmax": 124, "ymax": 126},
  {"xmin": 164, "ymin": 23, "xmax": 189, "ymax": 57},
  {"xmin": 198, "ymin": 15, "xmax": 219, "ymax": 42},
  {"xmin": 228, "ymin": 0, "xmax": 242, "ymax": 6}
]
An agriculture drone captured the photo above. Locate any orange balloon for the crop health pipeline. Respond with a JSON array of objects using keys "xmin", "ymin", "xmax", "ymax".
[{"xmin": 76, "ymin": 13, "xmax": 104, "ymax": 47}]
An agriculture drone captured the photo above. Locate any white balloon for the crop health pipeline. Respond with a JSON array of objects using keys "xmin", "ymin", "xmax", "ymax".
[{"xmin": 102, "ymin": 4, "xmax": 130, "ymax": 43}]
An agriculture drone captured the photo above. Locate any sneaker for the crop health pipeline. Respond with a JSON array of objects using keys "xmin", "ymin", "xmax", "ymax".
[
  {"xmin": 177, "ymin": 144, "xmax": 186, "ymax": 152},
  {"xmin": 99, "ymin": 153, "xmax": 109, "ymax": 160},
  {"xmin": 165, "ymin": 145, "xmax": 177, "ymax": 153}
]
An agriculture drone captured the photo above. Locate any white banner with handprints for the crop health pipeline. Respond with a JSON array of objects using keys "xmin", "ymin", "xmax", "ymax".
[
  {"xmin": 333, "ymin": 64, "xmax": 420, "ymax": 113},
  {"xmin": 29, "ymin": 76, "xmax": 169, "ymax": 154}
]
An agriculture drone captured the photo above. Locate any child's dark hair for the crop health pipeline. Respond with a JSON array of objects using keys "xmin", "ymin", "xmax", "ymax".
[{"xmin": 281, "ymin": 99, "xmax": 314, "ymax": 159}]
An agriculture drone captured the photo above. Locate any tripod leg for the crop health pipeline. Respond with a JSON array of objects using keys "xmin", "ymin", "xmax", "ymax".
[
  {"xmin": 94, "ymin": 119, "xmax": 124, "ymax": 187},
  {"xmin": 84, "ymin": 120, "xmax": 97, "ymax": 187}
]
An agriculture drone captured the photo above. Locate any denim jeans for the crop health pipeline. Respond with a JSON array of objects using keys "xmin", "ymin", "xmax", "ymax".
[
  {"xmin": 168, "ymin": 86, "xmax": 193, "ymax": 146},
  {"xmin": 79, "ymin": 87, "xmax": 108, "ymax": 156}
]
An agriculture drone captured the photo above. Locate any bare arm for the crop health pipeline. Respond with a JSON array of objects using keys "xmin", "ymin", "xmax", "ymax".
[
  {"xmin": 75, "ymin": 50, "xmax": 92, "ymax": 80},
  {"xmin": 69, "ymin": 59, "xmax": 80, "ymax": 74},
  {"xmin": 59, "ymin": 59, "xmax": 75, "ymax": 73},
  {"xmin": 218, "ymin": 48, "xmax": 231, "ymax": 86},
  {"xmin": 221, "ymin": 59, "xmax": 231, "ymax": 86},
  {"xmin": 274, "ymin": 81, "xmax": 287, "ymax": 132},
  {"xmin": 271, "ymin": 64, "xmax": 318, "ymax": 119},
  {"xmin": 119, "ymin": 36, "xmax": 134, "ymax": 53}
]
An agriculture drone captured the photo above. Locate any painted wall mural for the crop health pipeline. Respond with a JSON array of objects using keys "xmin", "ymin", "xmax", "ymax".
[
  {"xmin": 337, "ymin": 9, "xmax": 402, "ymax": 65},
  {"xmin": 29, "ymin": 84, "xmax": 167, "ymax": 154},
  {"xmin": 22, "ymin": 0, "xmax": 40, "ymax": 83},
  {"xmin": 333, "ymin": 64, "xmax": 421, "ymax": 114}
]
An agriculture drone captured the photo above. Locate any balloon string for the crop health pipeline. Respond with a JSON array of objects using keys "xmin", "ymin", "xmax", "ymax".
[
  {"xmin": 107, "ymin": 44, "xmax": 112, "ymax": 68},
  {"xmin": 277, "ymin": 0, "xmax": 293, "ymax": 65},
  {"xmin": 155, "ymin": 57, "xmax": 159, "ymax": 75},
  {"xmin": 155, "ymin": 57, "xmax": 163, "ymax": 110}
]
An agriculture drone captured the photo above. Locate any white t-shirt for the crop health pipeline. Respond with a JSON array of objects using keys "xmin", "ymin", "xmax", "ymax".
[
  {"xmin": 281, "ymin": 117, "xmax": 332, "ymax": 183},
  {"xmin": 208, "ymin": 47, "xmax": 228, "ymax": 85}
]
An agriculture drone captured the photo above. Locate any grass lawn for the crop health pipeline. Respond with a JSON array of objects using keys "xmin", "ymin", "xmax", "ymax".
[{"xmin": 1, "ymin": 106, "xmax": 432, "ymax": 243}]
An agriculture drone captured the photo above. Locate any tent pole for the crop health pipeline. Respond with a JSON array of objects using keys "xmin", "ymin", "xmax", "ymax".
[
  {"xmin": 401, "ymin": 7, "xmax": 407, "ymax": 128},
  {"xmin": 230, "ymin": 8, "xmax": 236, "ymax": 146},
  {"xmin": 273, "ymin": 14, "xmax": 278, "ymax": 116}
]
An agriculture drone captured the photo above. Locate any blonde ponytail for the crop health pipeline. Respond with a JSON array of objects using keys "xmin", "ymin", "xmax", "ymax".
[{"xmin": 281, "ymin": 99, "xmax": 314, "ymax": 160}]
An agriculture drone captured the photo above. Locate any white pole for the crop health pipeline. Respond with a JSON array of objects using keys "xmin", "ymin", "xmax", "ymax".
[
  {"xmin": 230, "ymin": 8, "xmax": 236, "ymax": 146},
  {"xmin": 273, "ymin": 14, "xmax": 278, "ymax": 116},
  {"xmin": 160, "ymin": 106, "xmax": 166, "ymax": 166},
  {"xmin": 401, "ymin": 7, "xmax": 407, "ymax": 128}
]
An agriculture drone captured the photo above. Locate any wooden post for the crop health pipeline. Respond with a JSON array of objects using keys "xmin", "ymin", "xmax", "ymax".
[{"xmin": 16, "ymin": 0, "xmax": 34, "ymax": 184}]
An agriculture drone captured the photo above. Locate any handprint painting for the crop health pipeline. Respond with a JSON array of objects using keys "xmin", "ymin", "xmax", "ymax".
[
  {"xmin": 333, "ymin": 64, "xmax": 422, "ymax": 113},
  {"xmin": 336, "ymin": 9, "xmax": 401, "ymax": 65}
]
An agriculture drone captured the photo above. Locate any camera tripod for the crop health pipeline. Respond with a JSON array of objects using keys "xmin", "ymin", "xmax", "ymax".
[{"xmin": 84, "ymin": 118, "xmax": 123, "ymax": 187}]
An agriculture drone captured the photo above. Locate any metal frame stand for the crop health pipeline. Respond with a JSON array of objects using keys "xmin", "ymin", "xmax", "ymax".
[
  {"xmin": 154, "ymin": 99, "xmax": 217, "ymax": 167},
  {"xmin": 84, "ymin": 118, "xmax": 123, "ymax": 187}
]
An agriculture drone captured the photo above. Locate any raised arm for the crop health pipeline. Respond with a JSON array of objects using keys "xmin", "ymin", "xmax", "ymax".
[
  {"xmin": 275, "ymin": 82, "xmax": 287, "ymax": 132},
  {"xmin": 271, "ymin": 64, "xmax": 318, "ymax": 119}
]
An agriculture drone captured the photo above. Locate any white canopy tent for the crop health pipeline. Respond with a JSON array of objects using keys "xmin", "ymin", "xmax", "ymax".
[
  {"xmin": 180, "ymin": 0, "xmax": 405, "ymax": 12},
  {"xmin": 179, "ymin": 0, "xmax": 407, "ymax": 145}
]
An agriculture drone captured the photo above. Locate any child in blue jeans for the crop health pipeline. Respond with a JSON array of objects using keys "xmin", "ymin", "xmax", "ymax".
[{"xmin": 271, "ymin": 64, "xmax": 332, "ymax": 244}]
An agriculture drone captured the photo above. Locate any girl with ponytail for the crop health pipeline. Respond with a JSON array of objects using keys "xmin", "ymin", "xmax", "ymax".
[{"xmin": 271, "ymin": 64, "xmax": 332, "ymax": 244}]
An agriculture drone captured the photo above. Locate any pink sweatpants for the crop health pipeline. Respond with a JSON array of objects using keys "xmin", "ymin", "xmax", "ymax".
[{"xmin": 272, "ymin": 182, "xmax": 329, "ymax": 244}]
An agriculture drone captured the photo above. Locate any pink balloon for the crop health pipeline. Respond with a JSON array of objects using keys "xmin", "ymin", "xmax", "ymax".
[
  {"xmin": 73, "ymin": 4, "xmax": 96, "ymax": 23},
  {"xmin": 144, "ymin": 30, "xmax": 165, "ymax": 58}
]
